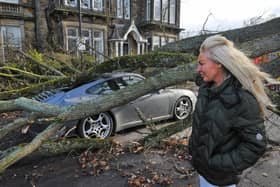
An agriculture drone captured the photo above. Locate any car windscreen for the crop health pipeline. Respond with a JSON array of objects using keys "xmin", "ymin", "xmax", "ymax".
[{"xmin": 86, "ymin": 81, "xmax": 113, "ymax": 95}]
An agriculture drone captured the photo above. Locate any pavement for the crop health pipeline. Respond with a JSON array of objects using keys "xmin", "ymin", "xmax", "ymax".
[
  {"xmin": 237, "ymin": 111, "xmax": 280, "ymax": 187},
  {"xmin": 113, "ymin": 111, "xmax": 280, "ymax": 187}
]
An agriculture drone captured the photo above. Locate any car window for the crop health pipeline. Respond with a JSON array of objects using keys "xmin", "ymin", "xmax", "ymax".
[
  {"xmin": 86, "ymin": 81, "xmax": 113, "ymax": 95},
  {"xmin": 114, "ymin": 77, "xmax": 127, "ymax": 89},
  {"xmin": 123, "ymin": 76, "xmax": 143, "ymax": 86}
]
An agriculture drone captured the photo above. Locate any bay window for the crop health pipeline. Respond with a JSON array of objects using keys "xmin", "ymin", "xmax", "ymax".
[
  {"xmin": 66, "ymin": 27, "xmax": 104, "ymax": 62},
  {"xmin": 150, "ymin": 0, "xmax": 177, "ymax": 24}
]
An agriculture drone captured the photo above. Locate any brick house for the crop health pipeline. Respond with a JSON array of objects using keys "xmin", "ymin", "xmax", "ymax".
[{"xmin": 0, "ymin": 0, "xmax": 181, "ymax": 62}]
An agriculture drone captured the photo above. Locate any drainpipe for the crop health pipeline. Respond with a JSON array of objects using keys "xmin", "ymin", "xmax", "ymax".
[
  {"xmin": 34, "ymin": 0, "xmax": 42, "ymax": 51},
  {"xmin": 0, "ymin": 30, "xmax": 5, "ymax": 63},
  {"xmin": 78, "ymin": 0, "xmax": 83, "ymax": 64}
]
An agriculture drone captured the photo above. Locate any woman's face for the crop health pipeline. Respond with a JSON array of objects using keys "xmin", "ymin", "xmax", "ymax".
[{"xmin": 197, "ymin": 51, "xmax": 224, "ymax": 85}]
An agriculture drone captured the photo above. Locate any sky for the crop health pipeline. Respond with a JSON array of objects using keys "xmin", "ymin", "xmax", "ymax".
[{"xmin": 180, "ymin": 0, "xmax": 280, "ymax": 36}]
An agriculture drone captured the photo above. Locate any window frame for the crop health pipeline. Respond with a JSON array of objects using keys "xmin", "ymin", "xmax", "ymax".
[
  {"xmin": 146, "ymin": 0, "xmax": 151, "ymax": 21},
  {"xmin": 151, "ymin": 0, "xmax": 177, "ymax": 24},
  {"xmin": 66, "ymin": 26, "xmax": 104, "ymax": 62},
  {"xmin": 152, "ymin": 35, "xmax": 176, "ymax": 50},
  {"xmin": 92, "ymin": 0, "xmax": 103, "ymax": 11},
  {"xmin": 0, "ymin": 25, "xmax": 22, "ymax": 49},
  {"xmin": 117, "ymin": 0, "xmax": 130, "ymax": 20},
  {"xmin": 65, "ymin": 0, "xmax": 77, "ymax": 7}
]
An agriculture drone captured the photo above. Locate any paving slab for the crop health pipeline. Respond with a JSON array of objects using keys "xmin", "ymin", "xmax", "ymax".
[
  {"xmin": 238, "ymin": 150, "xmax": 280, "ymax": 187},
  {"xmin": 265, "ymin": 111, "xmax": 280, "ymax": 144}
]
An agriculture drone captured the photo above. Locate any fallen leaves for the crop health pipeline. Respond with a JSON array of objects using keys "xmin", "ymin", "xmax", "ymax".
[
  {"xmin": 126, "ymin": 171, "xmax": 173, "ymax": 187},
  {"xmin": 77, "ymin": 137, "xmax": 194, "ymax": 186}
]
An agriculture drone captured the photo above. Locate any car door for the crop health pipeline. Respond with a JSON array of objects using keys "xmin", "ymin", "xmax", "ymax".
[
  {"xmin": 132, "ymin": 89, "xmax": 172, "ymax": 121},
  {"xmin": 123, "ymin": 75, "xmax": 172, "ymax": 121},
  {"xmin": 109, "ymin": 76, "xmax": 144, "ymax": 127}
]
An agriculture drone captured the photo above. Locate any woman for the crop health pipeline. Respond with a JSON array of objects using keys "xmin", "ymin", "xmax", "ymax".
[{"xmin": 189, "ymin": 35, "xmax": 273, "ymax": 187}]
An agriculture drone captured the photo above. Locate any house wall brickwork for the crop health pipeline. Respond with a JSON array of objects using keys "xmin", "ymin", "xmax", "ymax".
[{"xmin": 0, "ymin": 0, "xmax": 182, "ymax": 62}]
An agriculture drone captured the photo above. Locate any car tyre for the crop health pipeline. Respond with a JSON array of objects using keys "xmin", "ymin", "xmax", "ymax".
[
  {"xmin": 174, "ymin": 96, "xmax": 192, "ymax": 120},
  {"xmin": 77, "ymin": 112, "xmax": 115, "ymax": 139}
]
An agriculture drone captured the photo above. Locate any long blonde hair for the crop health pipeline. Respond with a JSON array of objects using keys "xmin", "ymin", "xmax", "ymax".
[{"xmin": 200, "ymin": 35, "xmax": 273, "ymax": 117}]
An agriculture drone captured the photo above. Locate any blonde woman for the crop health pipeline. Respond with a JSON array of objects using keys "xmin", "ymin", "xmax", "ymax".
[{"xmin": 189, "ymin": 35, "xmax": 272, "ymax": 187}]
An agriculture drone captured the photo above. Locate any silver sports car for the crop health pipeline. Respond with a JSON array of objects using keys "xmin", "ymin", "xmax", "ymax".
[{"xmin": 34, "ymin": 72, "xmax": 197, "ymax": 139}]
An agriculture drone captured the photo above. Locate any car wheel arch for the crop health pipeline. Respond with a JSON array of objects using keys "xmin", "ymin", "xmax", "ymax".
[
  {"xmin": 77, "ymin": 111, "xmax": 116, "ymax": 139},
  {"xmin": 173, "ymin": 95, "xmax": 193, "ymax": 120}
]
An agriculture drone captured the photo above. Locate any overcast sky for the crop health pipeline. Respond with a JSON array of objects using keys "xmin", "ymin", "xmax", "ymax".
[{"xmin": 180, "ymin": 0, "xmax": 280, "ymax": 33}]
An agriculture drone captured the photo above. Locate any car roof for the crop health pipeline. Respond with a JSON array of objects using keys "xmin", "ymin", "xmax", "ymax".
[{"xmin": 101, "ymin": 72, "xmax": 145, "ymax": 79}]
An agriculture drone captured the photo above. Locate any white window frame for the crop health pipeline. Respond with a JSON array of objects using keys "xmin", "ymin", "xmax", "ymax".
[
  {"xmin": 65, "ymin": 0, "xmax": 77, "ymax": 7},
  {"xmin": 80, "ymin": 29, "xmax": 92, "ymax": 52},
  {"xmin": 117, "ymin": 0, "xmax": 123, "ymax": 18},
  {"xmin": 169, "ymin": 0, "xmax": 176, "ymax": 24},
  {"xmin": 66, "ymin": 26, "xmax": 104, "ymax": 62},
  {"xmin": 117, "ymin": 0, "xmax": 130, "ymax": 19},
  {"xmin": 92, "ymin": 0, "xmax": 103, "ymax": 11},
  {"xmin": 81, "ymin": 0, "xmax": 90, "ymax": 9},
  {"xmin": 153, "ymin": 0, "xmax": 176, "ymax": 24},
  {"xmin": 152, "ymin": 35, "xmax": 160, "ymax": 50},
  {"xmin": 146, "ymin": 0, "xmax": 151, "ymax": 21},
  {"xmin": 153, "ymin": 0, "xmax": 160, "ymax": 21},
  {"xmin": 162, "ymin": 0, "xmax": 168, "ymax": 23},
  {"xmin": 66, "ymin": 27, "xmax": 79, "ymax": 52},
  {"xmin": 124, "ymin": 0, "xmax": 130, "ymax": 19},
  {"xmin": 160, "ymin": 36, "xmax": 167, "ymax": 46},
  {"xmin": 93, "ymin": 30, "xmax": 104, "ymax": 62},
  {"xmin": 0, "ymin": 25, "xmax": 21, "ymax": 48}
]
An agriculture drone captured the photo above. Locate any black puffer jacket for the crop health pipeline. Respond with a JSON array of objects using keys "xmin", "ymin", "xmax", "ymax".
[{"xmin": 189, "ymin": 76, "xmax": 267, "ymax": 186}]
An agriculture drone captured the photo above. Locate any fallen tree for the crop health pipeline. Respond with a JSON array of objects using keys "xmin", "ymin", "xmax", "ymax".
[
  {"xmin": 2, "ymin": 15, "xmax": 280, "ymax": 99},
  {"xmin": 0, "ymin": 17, "xmax": 280, "ymax": 173},
  {"xmin": 0, "ymin": 63, "xmax": 197, "ymax": 173},
  {"xmin": 0, "ymin": 52, "xmax": 195, "ymax": 100}
]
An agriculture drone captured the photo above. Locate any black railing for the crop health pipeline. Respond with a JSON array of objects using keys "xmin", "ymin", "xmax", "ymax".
[{"xmin": 48, "ymin": 0, "xmax": 116, "ymax": 18}]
